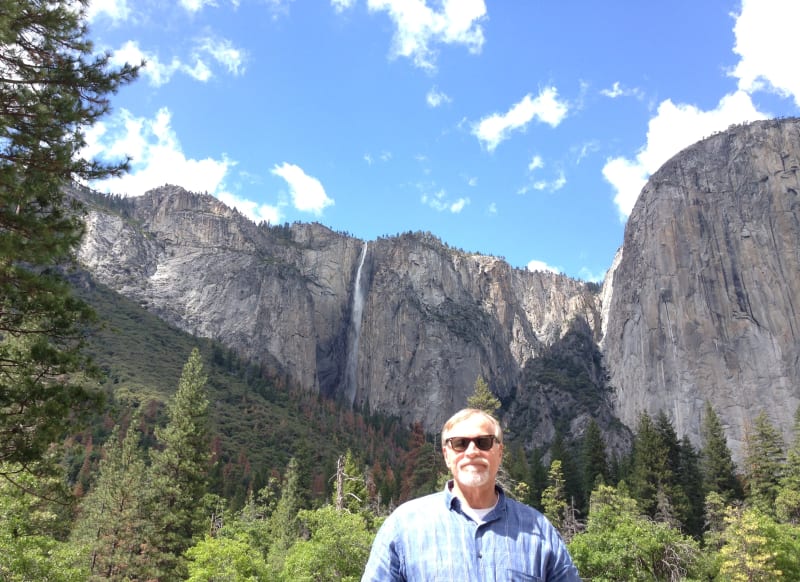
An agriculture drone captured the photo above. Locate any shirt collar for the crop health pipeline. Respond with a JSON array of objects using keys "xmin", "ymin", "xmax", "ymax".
[{"xmin": 443, "ymin": 480, "xmax": 506, "ymax": 513}]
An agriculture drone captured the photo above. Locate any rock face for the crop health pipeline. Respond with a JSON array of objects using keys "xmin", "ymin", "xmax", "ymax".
[
  {"xmin": 603, "ymin": 118, "xmax": 800, "ymax": 461},
  {"xmin": 74, "ymin": 118, "xmax": 800, "ymax": 461},
  {"xmin": 76, "ymin": 185, "xmax": 612, "ymax": 451}
]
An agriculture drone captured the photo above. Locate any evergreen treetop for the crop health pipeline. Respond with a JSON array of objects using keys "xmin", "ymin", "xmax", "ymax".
[{"xmin": 466, "ymin": 375, "xmax": 500, "ymax": 416}]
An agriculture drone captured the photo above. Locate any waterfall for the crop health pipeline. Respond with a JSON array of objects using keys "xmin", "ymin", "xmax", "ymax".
[{"xmin": 344, "ymin": 242, "xmax": 368, "ymax": 406}]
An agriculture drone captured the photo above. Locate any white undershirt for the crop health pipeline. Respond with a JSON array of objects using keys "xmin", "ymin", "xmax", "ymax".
[{"xmin": 461, "ymin": 495, "xmax": 499, "ymax": 524}]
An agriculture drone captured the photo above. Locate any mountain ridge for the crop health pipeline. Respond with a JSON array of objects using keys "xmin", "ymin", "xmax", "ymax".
[{"xmin": 74, "ymin": 117, "xmax": 800, "ymax": 462}]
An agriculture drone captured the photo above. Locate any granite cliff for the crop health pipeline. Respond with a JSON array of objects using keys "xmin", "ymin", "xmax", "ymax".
[
  {"xmin": 603, "ymin": 118, "xmax": 800, "ymax": 461},
  {"xmin": 76, "ymin": 186, "xmax": 618, "ymax": 453},
  {"xmin": 75, "ymin": 118, "xmax": 800, "ymax": 461}
]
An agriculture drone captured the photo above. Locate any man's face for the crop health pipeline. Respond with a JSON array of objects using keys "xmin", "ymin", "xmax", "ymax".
[{"xmin": 442, "ymin": 415, "xmax": 503, "ymax": 490}]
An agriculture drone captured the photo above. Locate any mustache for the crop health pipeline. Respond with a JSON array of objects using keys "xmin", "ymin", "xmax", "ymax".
[{"xmin": 458, "ymin": 458, "xmax": 489, "ymax": 470}]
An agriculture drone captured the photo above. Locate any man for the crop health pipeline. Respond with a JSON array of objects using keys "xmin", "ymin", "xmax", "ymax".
[{"xmin": 362, "ymin": 408, "xmax": 581, "ymax": 581}]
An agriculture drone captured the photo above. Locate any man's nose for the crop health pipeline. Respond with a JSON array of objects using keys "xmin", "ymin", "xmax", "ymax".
[{"xmin": 464, "ymin": 440, "xmax": 480, "ymax": 453}]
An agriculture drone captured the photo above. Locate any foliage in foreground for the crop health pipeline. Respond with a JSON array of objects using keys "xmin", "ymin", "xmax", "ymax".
[
  {"xmin": 568, "ymin": 485, "xmax": 705, "ymax": 581},
  {"xmin": 3, "ymin": 353, "xmax": 800, "ymax": 580}
]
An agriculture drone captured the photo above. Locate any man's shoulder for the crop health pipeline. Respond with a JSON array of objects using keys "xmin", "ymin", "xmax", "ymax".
[
  {"xmin": 502, "ymin": 496, "xmax": 556, "ymax": 530},
  {"xmin": 503, "ymin": 495, "xmax": 540, "ymax": 515}
]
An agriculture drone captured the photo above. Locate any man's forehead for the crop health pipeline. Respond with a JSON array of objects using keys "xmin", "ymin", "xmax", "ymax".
[{"xmin": 446, "ymin": 416, "xmax": 494, "ymax": 435}]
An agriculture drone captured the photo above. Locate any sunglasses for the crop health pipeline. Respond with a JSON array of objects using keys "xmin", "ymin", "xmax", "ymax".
[{"xmin": 445, "ymin": 435, "xmax": 498, "ymax": 452}]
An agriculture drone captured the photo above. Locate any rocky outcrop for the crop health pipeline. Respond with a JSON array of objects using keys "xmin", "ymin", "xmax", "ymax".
[
  {"xmin": 352, "ymin": 234, "xmax": 604, "ymax": 435},
  {"xmin": 603, "ymin": 118, "xmax": 800, "ymax": 461},
  {"xmin": 76, "ymin": 185, "xmax": 612, "ymax": 451}
]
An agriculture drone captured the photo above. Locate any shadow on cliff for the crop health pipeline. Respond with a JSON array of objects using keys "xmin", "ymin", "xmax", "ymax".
[{"xmin": 504, "ymin": 317, "xmax": 632, "ymax": 463}]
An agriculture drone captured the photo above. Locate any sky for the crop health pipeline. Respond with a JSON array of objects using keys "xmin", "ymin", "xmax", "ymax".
[{"xmin": 81, "ymin": 0, "xmax": 800, "ymax": 282}]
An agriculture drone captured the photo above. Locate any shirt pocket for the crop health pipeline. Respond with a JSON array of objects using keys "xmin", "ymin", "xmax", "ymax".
[{"xmin": 506, "ymin": 570, "xmax": 542, "ymax": 582}]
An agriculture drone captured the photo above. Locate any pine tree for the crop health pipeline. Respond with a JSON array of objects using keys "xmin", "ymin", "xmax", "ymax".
[
  {"xmin": 266, "ymin": 457, "xmax": 303, "ymax": 577},
  {"xmin": 700, "ymin": 401, "xmax": 743, "ymax": 502},
  {"xmin": 636, "ymin": 412, "xmax": 704, "ymax": 535},
  {"xmin": 400, "ymin": 422, "xmax": 442, "ymax": 501},
  {"xmin": 775, "ymin": 405, "xmax": 800, "ymax": 524},
  {"xmin": 148, "ymin": 348, "xmax": 211, "ymax": 580},
  {"xmin": 527, "ymin": 446, "xmax": 548, "ymax": 508},
  {"xmin": 504, "ymin": 443, "xmax": 533, "ymax": 504},
  {"xmin": 549, "ymin": 431, "xmax": 584, "ymax": 513},
  {"xmin": 0, "ymin": 0, "xmax": 138, "ymax": 475},
  {"xmin": 677, "ymin": 436, "xmax": 705, "ymax": 538},
  {"xmin": 743, "ymin": 411, "xmax": 785, "ymax": 515},
  {"xmin": 629, "ymin": 412, "xmax": 665, "ymax": 517},
  {"xmin": 703, "ymin": 491, "xmax": 728, "ymax": 551},
  {"xmin": 653, "ymin": 411, "xmax": 691, "ymax": 523},
  {"xmin": 541, "ymin": 460, "xmax": 567, "ymax": 532},
  {"xmin": 71, "ymin": 419, "xmax": 156, "ymax": 581},
  {"xmin": 580, "ymin": 419, "xmax": 608, "ymax": 505},
  {"xmin": 0, "ymin": 455, "xmax": 81, "ymax": 580},
  {"xmin": 466, "ymin": 375, "xmax": 500, "ymax": 415}
]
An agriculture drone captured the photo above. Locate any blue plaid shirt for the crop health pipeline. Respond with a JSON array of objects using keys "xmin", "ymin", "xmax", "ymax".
[{"xmin": 362, "ymin": 482, "xmax": 582, "ymax": 581}]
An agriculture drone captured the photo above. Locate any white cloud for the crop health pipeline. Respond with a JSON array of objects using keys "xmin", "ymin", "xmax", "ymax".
[
  {"xmin": 603, "ymin": 90, "xmax": 765, "ymax": 220},
  {"xmin": 179, "ymin": 0, "xmax": 248, "ymax": 13},
  {"xmin": 331, "ymin": 0, "xmax": 356, "ymax": 13},
  {"xmin": 85, "ymin": 107, "xmax": 233, "ymax": 198},
  {"xmin": 81, "ymin": 109, "xmax": 281, "ymax": 226},
  {"xmin": 519, "ymin": 169, "xmax": 566, "ymax": 195},
  {"xmin": 262, "ymin": 0, "xmax": 296, "ymax": 20},
  {"xmin": 526, "ymin": 259, "xmax": 561, "ymax": 274},
  {"xmin": 109, "ymin": 41, "xmax": 207, "ymax": 86},
  {"xmin": 109, "ymin": 37, "xmax": 245, "ymax": 86},
  {"xmin": 197, "ymin": 37, "xmax": 247, "ymax": 76},
  {"xmin": 426, "ymin": 86, "xmax": 452, "ymax": 107},
  {"xmin": 180, "ymin": 0, "xmax": 218, "ymax": 13},
  {"xmin": 487, "ymin": 202, "xmax": 497, "ymax": 214},
  {"xmin": 575, "ymin": 140, "xmax": 600, "ymax": 164},
  {"xmin": 422, "ymin": 190, "xmax": 446, "ymax": 210},
  {"xmin": 473, "ymin": 87, "xmax": 569, "ymax": 152},
  {"xmin": 87, "ymin": 0, "xmax": 131, "ymax": 23},
  {"xmin": 520, "ymin": 156, "xmax": 565, "ymax": 194},
  {"xmin": 218, "ymin": 191, "xmax": 283, "ymax": 225},
  {"xmin": 449, "ymin": 197, "xmax": 469, "ymax": 213},
  {"xmin": 363, "ymin": 151, "xmax": 392, "ymax": 164},
  {"xmin": 271, "ymin": 163, "xmax": 334, "ymax": 215},
  {"xmin": 731, "ymin": 0, "xmax": 800, "ymax": 107},
  {"xmin": 601, "ymin": 157, "xmax": 649, "ymax": 220},
  {"xmin": 549, "ymin": 171, "xmax": 566, "ymax": 191},
  {"xmin": 367, "ymin": 0, "xmax": 486, "ymax": 70},
  {"xmin": 421, "ymin": 189, "xmax": 469, "ymax": 213},
  {"xmin": 600, "ymin": 82, "xmax": 624, "ymax": 99},
  {"xmin": 600, "ymin": 81, "xmax": 644, "ymax": 100},
  {"xmin": 603, "ymin": 0, "xmax": 799, "ymax": 222},
  {"xmin": 577, "ymin": 266, "xmax": 606, "ymax": 284}
]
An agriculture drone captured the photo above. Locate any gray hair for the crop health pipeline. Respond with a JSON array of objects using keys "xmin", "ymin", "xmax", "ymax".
[{"xmin": 441, "ymin": 408, "xmax": 503, "ymax": 445}]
